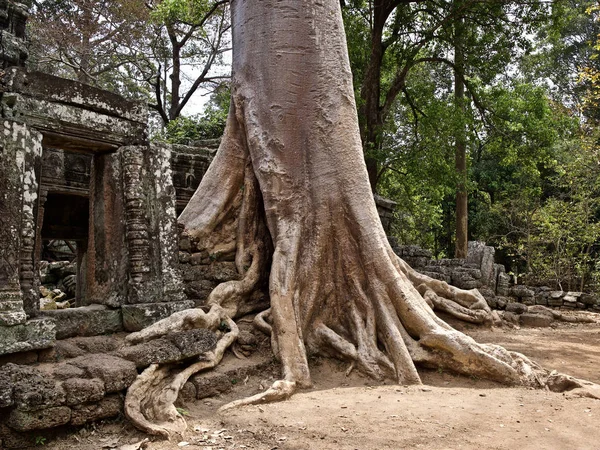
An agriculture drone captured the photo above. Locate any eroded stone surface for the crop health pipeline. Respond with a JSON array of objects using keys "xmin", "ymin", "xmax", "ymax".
[
  {"xmin": 0, "ymin": 317, "xmax": 56, "ymax": 355},
  {"xmin": 168, "ymin": 328, "xmax": 218, "ymax": 359},
  {"xmin": 115, "ymin": 338, "xmax": 181, "ymax": 369},
  {"xmin": 63, "ymin": 378, "xmax": 105, "ymax": 406},
  {"xmin": 39, "ymin": 305, "xmax": 122, "ymax": 339},
  {"xmin": 121, "ymin": 300, "xmax": 195, "ymax": 332},
  {"xmin": 0, "ymin": 363, "xmax": 65, "ymax": 411},
  {"xmin": 69, "ymin": 354, "xmax": 136, "ymax": 393},
  {"xmin": 8, "ymin": 406, "xmax": 71, "ymax": 431},
  {"xmin": 70, "ymin": 395, "xmax": 122, "ymax": 426}
]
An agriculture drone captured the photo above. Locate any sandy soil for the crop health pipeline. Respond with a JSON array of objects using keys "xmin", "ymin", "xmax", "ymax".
[{"xmin": 42, "ymin": 322, "xmax": 600, "ymax": 450}]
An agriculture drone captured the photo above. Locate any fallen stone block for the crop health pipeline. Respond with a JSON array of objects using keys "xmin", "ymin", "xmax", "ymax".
[
  {"xmin": 167, "ymin": 329, "xmax": 218, "ymax": 359},
  {"xmin": 115, "ymin": 339, "xmax": 181, "ymax": 369},
  {"xmin": 505, "ymin": 302, "xmax": 528, "ymax": 314},
  {"xmin": 520, "ymin": 313, "xmax": 553, "ymax": 328}
]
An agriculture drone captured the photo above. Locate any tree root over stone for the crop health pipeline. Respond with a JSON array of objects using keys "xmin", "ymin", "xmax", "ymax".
[
  {"xmin": 124, "ymin": 306, "xmax": 238, "ymax": 438},
  {"xmin": 123, "ymin": 0, "xmax": 600, "ymax": 438}
]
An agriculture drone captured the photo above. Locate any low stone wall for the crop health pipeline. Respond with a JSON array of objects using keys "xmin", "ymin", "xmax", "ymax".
[
  {"xmin": 391, "ymin": 239, "xmax": 600, "ymax": 312},
  {"xmin": 0, "ymin": 330, "xmax": 218, "ymax": 448}
]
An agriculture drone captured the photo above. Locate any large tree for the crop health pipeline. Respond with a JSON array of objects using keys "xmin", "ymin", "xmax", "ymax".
[{"xmin": 124, "ymin": 0, "xmax": 600, "ymax": 438}]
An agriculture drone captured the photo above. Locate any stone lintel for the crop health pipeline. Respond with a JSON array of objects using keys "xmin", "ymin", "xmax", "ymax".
[
  {"xmin": 2, "ymin": 68, "xmax": 147, "ymax": 124},
  {"xmin": 2, "ymin": 94, "xmax": 146, "ymax": 151}
]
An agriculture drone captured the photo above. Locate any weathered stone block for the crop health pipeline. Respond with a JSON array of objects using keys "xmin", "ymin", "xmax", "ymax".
[
  {"xmin": 70, "ymin": 335, "xmax": 121, "ymax": 354},
  {"xmin": 70, "ymin": 354, "xmax": 136, "ymax": 393},
  {"xmin": 8, "ymin": 406, "xmax": 71, "ymax": 431},
  {"xmin": 70, "ymin": 395, "xmax": 122, "ymax": 426},
  {"xmin": 548, "ymin": 298, "xmax": 564, "ymax": 307},
  {"xmin": 520, "ymin": 313, "xmax": 553, "ymax": 328},
  {"xmin": 505, "ymin": 303, "xmax": 528, "ymax": 314},
  {"xmin": 184, "ymin": 280, "xmax": 218, "ymax": 301},
  {"xmin": 177, "ymin": 381, "xmax": 197, "ymax": 404},
  {"xmin": 167, "ymin": 329, "xmax": 218, "ymax": 359},
  {"xmin": 190, "ymin": 251, "xmax": 210, "ymax": 265},
  {"xmin": 580, "ymin": 293, "xmax": 596, "ymax": 306},
  {"xmin": 39, "ymin": 305, "xmax": 123, "ymax": 339},
  {"xmin": 209, "ymin": 262, "xmax": 239, "ymax": 282},
  {"xmin": 563, "ymin": 294, "xmax": 578, "ymax": 304},
  {"xmin": 55, "ymin": 340, "xmax": 87, "ymax": 359},
  {"xmin": 0, "ymin": 318, "xmax": 56, "ymax": 356},
  {"xmin": 63, "ymin": 378, "xmax": 105, "ymax": 405},
  {"xmin": 496, "ymin": 297, "xmax": 509, "ymax": 309},
  {"xmin": 121, "ymin": 300, "xmax": 196, "ymax": 332},
  {"xmin": 116, "ymin": 339, "xmax": 181, "ymax": 369},
  {"xmin": 509, "ymin": 285, "xmax": 535, "ymax": 298},
  {"xmin": 0, "ymin": 364, "xmax": 65, "ymax": 411},
  {"xmin": 52, "ymin": 363, "xmax": 85, "ymax": 381},
  {"xmin": 550, "ymin": 291, "xmax": 564, "ymax": 299},
  {"xmin": 182, "ymin": 265, "xmax": 210, "ymax": 282}
]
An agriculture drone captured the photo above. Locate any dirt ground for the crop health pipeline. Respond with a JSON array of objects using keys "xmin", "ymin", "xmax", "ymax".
[{"xmin": 42, "ymin": 322, "xmax": 600, "ymax": 450}]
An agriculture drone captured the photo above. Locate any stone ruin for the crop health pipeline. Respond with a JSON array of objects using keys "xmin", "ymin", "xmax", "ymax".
[
  {"xmin": 392, "ymin": 240, "xmax": 600, "ymax": 326},
  {"xmin": 0, "ymin": 1, "xmax": 596, "ymax": 446}
]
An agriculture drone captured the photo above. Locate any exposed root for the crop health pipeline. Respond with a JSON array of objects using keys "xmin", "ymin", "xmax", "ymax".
[
  {"xmin": 421, "ymin": 287, "xmax": 492, "ymax": 324},
  {"xmin": 546, "ymin": 371, "xmax": 600, "ymax": 399},
  {"xmin": 253, "ymin": 308, "xmax": 272, "ymax": 335},
  {"xmin": 124, "ymin": 306, "xmax": 238, "ymax": 439},
  {"xmin": 218, "ymin": 380, "xmax": 297, "ymax": 412}
]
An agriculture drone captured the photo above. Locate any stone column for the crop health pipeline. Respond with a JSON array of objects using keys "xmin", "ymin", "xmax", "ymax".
[
  {"xmin": 0, "ymin": 120, "xmax": 55, "ymax": 355},
  {"xmin": 0, "ymin": 121, "xmax": 27, "ymax": 327},
  {"xmin": 120, "ymin": 146, "xmax": 155, "ymax": 303},
  {"xmin": 20, "ymin": 130, "xmax": 43, "ymax": 315},
  {"xmin": 150, "ymin": 143, "xmax": 185, "ymax": 302},
  {"xmin": 120, "ymin": 145, "xmax": 192, "ymax": 331}
]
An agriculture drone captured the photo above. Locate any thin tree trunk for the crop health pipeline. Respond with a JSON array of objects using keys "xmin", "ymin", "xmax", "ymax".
[{"xmin": 454, "ymin": 3, "xmax": 468, "ymax": 259}]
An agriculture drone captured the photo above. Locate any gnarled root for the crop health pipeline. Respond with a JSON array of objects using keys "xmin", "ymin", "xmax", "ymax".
[
  {"xmin": 219, "ymin": 380, "xmax": 296, "ymax": 412},
  {"xmin": 124, "ymin": 306, "xmax": 238, "ymax": 439}
]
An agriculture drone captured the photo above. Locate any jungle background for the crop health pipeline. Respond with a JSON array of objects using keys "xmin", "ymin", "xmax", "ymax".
[{"xmin": 29, "ymin": 0, "xmax": 600, "ymax": 293}]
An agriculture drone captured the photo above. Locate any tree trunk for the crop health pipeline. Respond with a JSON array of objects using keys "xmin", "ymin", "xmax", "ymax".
[
  {"xmin": 125, "ymin": 0, "xmax": 600, "ymax": 438},
  {"xmin": 168, "ymin": 24, "xmax": 182, "ymax": 122},
  {"xmin": 454, "ymin": 3, "xmax": 468, "ymax": 259}
]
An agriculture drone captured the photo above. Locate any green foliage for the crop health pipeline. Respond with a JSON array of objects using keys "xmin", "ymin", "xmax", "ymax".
[
  {"xmin": 157, "ymin": 84, "xmax": 229, "ymax": 144},
  {"xmin": 151, "ymin": 0, "xmax": 218, "ymax": 24}
]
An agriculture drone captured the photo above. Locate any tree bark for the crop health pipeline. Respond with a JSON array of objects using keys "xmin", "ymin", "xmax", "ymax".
[
  {"xmin": 125, "ymin": 0, "xmax": 600, "ymax": 438},
  {"xmin": 454, "ymin": 1, "xmax": 468, "ymax": 259}
]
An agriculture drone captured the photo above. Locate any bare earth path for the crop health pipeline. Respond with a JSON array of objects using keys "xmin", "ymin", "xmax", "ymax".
[{"xmin": 44, "ymin": 323, "xmax": 600, "ymax": 450}]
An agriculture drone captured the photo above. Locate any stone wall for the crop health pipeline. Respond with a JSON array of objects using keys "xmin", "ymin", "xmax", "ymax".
[
  {"xmin": 391, "ymin": 239, "xmax": 600, "ymax": 312},
  {"xmin": 178, "ymin": 227, "xmax": 240, "ymax": 306},
  {"xmin": 0, "ymin": 330, "xmax": 218, "ymax": 448}
]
